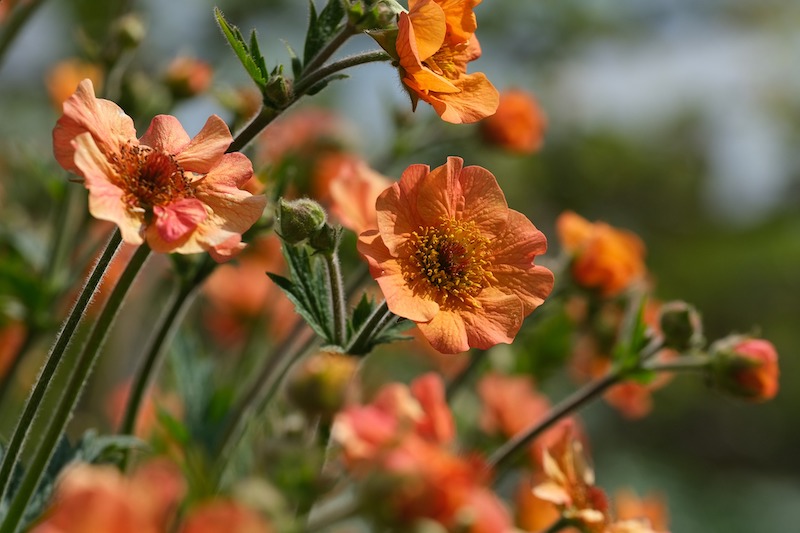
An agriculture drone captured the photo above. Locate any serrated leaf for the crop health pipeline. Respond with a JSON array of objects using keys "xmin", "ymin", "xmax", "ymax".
[
  {"xmin": 349, "ymin": 293, "xmax": 375, "ymax": 335},
  {"xmin": 267, "ymin": 273, "xmax": 330, "ymax": 340},
  {"xmin": 215, "ymin": 8, "xmax": 268, "ymax": 89},
  {"xmin": 303, "ymin": 0, "xmax": 347, "ymax": 65}
]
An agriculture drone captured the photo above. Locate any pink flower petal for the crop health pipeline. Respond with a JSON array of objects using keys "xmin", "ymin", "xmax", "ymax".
[
  {"xmin": 153, "ymin": 198, "xmax": 208, "ymax": 244},
  {"xmin": 139, "ymin": 115, "xmax": 191, "ymax": 154},
  {"xmin": 175, "ymin": 115, "xmax": 232, "ymax": 174}
]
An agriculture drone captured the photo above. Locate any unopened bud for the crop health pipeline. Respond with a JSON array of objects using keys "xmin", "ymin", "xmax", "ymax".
[
  {"xmin": 659, "ymin": 301, "xmax": 703, "ymax": 352},
  {"xmin": 163, "ymin": 56, "xmax": 213, "ymax": 99},
  {"xmin": 286, "ymin": 349, "xmax": 359, "ymax": 420},
  {"xmin": 308, "ymin": 223, "xmax": 341, "ymax": 254},
  {"xmin": 710, "ymin": 336, "xmax": 779, "ymax": 402},
  {"xmin": 276, "ymin": 198, "xmax": 326, "ymax": 244},
  {"xmin": 264, "ymin": 74, "xmax": 292, "ymax": 109},
  {"xmin": 112, "ymin": 14, "xmax": 146, "ymax": 50}
]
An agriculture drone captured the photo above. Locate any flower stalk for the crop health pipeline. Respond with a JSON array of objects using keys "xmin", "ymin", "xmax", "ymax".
[
  {"xmin": 345, "ymin": 299, "xmax": 394, "ymax": 355},
  {"xmin": 0, "ymin": 229, "xmax": 122, "ymax": 501},
  {"xmin": 0, "ymin": 243, "xmax": 151, "ymax": 533}
]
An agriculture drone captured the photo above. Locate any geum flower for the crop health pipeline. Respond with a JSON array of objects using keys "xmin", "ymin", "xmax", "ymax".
[
  {"xmin": 358, "ymin": 157, "xmax": 554, "ymax": 354},
  {"xmin": 53, "ymin": 79, "xmax": 266, "ymax": 261},
  {"xmin": 391, "ymin": 0, "xmax": 499, "ymax": 123}
]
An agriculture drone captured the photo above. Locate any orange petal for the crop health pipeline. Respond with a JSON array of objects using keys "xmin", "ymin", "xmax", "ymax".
[
  {"xmin": 457, "ymin": 164, "xmax": 508, "ymax": 238},
  {"xmin": 375, "ymin": 164, "xmax": 429, "ymax": 255},
  {"xmin": 426, "ymin": 72, "xmax": 499, "ymax": 124},
  {"xmin": 407, "ymin": 0, "xmax": 447, "ymax": 61},
  {"xmin": 461, "ymin": 288, "xmax": 523, "ymax": 350},
  {"xmin": 139, "ymin": 115, "xmax": 191, "ymax": 154},
  {"xmin": 175, "ymin": 115, "xmax": 233, "ymax": 174},
  {"xmin": 416, "ymin": 308, "xmax": 469, "ymax": 354},
  {"xmin": 357, "ymin": 230, "xmax": 440, "ymax": 323}
]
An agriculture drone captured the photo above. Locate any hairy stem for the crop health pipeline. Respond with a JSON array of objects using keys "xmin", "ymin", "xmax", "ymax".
[
  {"xmin": 0, "ymin": 243, "xmax": 151, "ymax": 533},
  {"xmin": 0, "ymin": 229, "xmax": 122, "ymax": 501}
]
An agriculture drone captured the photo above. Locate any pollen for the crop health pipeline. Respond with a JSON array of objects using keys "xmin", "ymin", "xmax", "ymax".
[
  {"xmin": 400, "ymin": 217, "xmax": 494, "ymax": 307},
  {"xmin": 110, "ymin": 142, "xmax": 192, "ymax": 212}
]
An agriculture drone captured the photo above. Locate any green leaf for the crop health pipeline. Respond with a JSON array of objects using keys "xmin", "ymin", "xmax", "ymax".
[
  {"xmin": 349, "ymin": 293, "xmax": 375, "ymax": 336},
  {"xmin": 267, "ymin": 273, "xmax": 330, "ymax": 341},
  {"xmin": 214, "ymin": 8, "xmax": 268, "ymax": 89},
  {"xmin": 282, "ymin": 40, "xmax": 303, "ymax": 79},
  {"xmin": 303, "ymin": 0, "xmax": 347, "ymax": 65}
]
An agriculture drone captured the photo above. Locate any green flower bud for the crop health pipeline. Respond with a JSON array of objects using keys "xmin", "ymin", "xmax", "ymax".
[
  {"xmin": 276, "ymin": 198, "xmax": 326, "ymax": 244},
  {"xmin": 659, "ymin": 301, "xmax": 703, "ymax": 352},
  {"xmin": 308, "ymin": 223, "xmax": 341, "ymax": 254}
]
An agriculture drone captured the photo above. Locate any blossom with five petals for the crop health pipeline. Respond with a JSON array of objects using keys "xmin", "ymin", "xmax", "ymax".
[
  {"xmin": 53, "ymin": 79, "xmax": 266, "ymax": 261},
  {"xmin": 393, "ymin": 0, "xmax": 499, "ymax": 123},
  {"xmin": 358, "ymin": 157, "xmax": 553, "ymax": 354}
]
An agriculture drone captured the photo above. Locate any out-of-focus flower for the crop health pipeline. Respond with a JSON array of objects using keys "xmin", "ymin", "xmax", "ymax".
[
  {"xmin": 324, "ymin": 154, "xmax": 392, "ymax": 235},
  {"xmin": 383, "ymin": 0, "xmax": 499, "ymax": 123},
  {"xmin": 479, "ymin": 89, "xmax": 547, "ymax": 154},
  {"xmin": 32, "ymin": 460, "xmax": 185, "ymax": 533},
  {"xmin": 163, "ymin": 56, "xmax": 213, "ymax": 99},
  {"xmin": 179, "ymin": 500, "xmax": 273, "ymax": 533},
  {"xmin": 710, "ymin": 337, "xmax": 779, "ymax": 402},
  {"xmin": 0, "ymin": 320, "xmax": 26, "ymax": 381},
  {"xmin": 614, "ymin": 489, "xmax": 669, "ymax": 533},
  {"xmin": 516, "ymin": 472, "xmax": 565, "ymax": 532},
  {"xmin": 286, "ymin": 349, "xmax": 359, "ymax": 420},
  {"xmin": 202, "ymin": 234, "xmax": 295, "ymax": 343},
  {"xmin": 45, "ymin": 59, "xmax": 104, "ymax": 109},
  {"xmin": 533, "ymin": 430, "xmax": 609, "ymax": 532},
  {"xmin": 106, "ymin": 380, "xmax": 183, "ymax": 438},
  {"xmin": 478, "ymin": 372, "xmax": 574, "ymax": 464},
  {"xmin": 332, "ymin": 373, "xmax": 514, "ymax": 532},
  {"xmin": 358, "ymin": 157, "xmax": 553, "ymax": 353},
  {"xmin": 557, "ymin": 211, "xmax": 646, "ymax": 297},
  {"xmin": 256, "ymin": 108, "xmax": 352, "ymax": 168},
  {"xmin": 53, "ymin": 79, "xmax": 265, "ymax": 261}
]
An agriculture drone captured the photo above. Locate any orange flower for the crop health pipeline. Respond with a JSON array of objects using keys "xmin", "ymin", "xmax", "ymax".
[
  {"xmin": 325, "ymin": 153, "xmax": 393, "ymax": 235},
  {"xmin": 331, "ymin": 374, "xmax": 514, "ymax": 532},
  {"xmin": 179, "ymin": 501, "xmax": 272, "ymax": 533},
  {"xmin": 0, "ymin": 320, "xmax": 26, "ymax": 381},
  {"xmin": 53, "ymin": 80, "xmax": 265, "ymax": 261},
  {"xmin": 32, "ymin": 460, "xmax": 185, "ymax": 533},
  {"xmin": 163, "ymin": 56, "xmax": 213, "ymax": 99},
  {"xmin": 393, "ymin": 0, "xmax": 499, "ymax": 123},
  {"xmin": 45, "ymin": 59, "xmax": 103, "ymax": 109},
  {"xmin": 711, "ymin": 337, "xmax": 779, "ymax": 401},
  {"xmin": 358, "ymin": 157, "xmax": 554, "ymax": 353},
  {"xmin": 479, "ymin": 89, "xmax": 547, "ymax": 154},
  {"xmin": 533, "ymin": 430, "xmax": 610, "ymax": 532},
  {"xmin": 557, "ymin": 211, "xmax": 646, "ymax": 297},
  {"xmin": 614, "ymin": 489, "xmax": 669, "ymax": 532},
  {"xmin": 478, "ymin": 372, "xmax": 574, "ymax": 463}
]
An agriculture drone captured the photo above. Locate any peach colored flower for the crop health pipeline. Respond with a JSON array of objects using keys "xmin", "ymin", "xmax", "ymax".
[
  {"xmin": 557, "ymin": 211, "xmax": 646, "ymax": 297},
  {"xmin": 533, "ymin": 430, "xmax": 610, "ymax": 533},
  {"xmin": 332, "ymin": 374, "xmax": 514, "ymax": 532},
  {"xmin": 53, "ymin": 79, "xmax": 265, "ymax": 261},
  {"xmin": 324, "ymin": 154, "xmax": 392, "ymax": 235},
  {"xmin": 478, "ymin": 372, "xmax": 574, "ymax": 464},
  {"xmin": 479, "ymin": 89, "xmax": 547, "ymax": 154},
  {"xmin": 394, "ymin": 0, "xmax": 499, "ymax": 123},
  {"xmin": 358, "ymin": 157, "xmax": 554, "ymax": 353},
  {"xmin": 45, "ymin": 59, "xmax": 103, "ymax": 109},
  {"xmin": 255, "ymin": 107, "xmax": 352, "ymax": 167},
  {"xmin": 516, "ymin": 472, "xmax": 572, "ymax": 532},
  {"xmin": 32, "ymin": 460, "xmax": 185, "ymax": 533},
  {"xmin": 180, "ymin": 501, "xmax": 272, "ymax": 533},
  {"xmin": 202, "ymin": 234, "xmax": 295, "ymax": 343}
]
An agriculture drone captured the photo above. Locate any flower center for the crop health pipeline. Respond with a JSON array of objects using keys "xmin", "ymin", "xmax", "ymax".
[
  {"xmin": 426, "ymin": 41, "xmax": 468, "ymax": 81},
  {"xmin": 111, "ymin": 143, "xmax": 192, "ymax": 212},
  {"xmin": 400, "ymin": 217, "xmax": 494, "ymax": 307}
]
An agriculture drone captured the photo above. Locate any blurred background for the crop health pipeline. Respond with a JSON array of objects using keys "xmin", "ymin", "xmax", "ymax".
[{"xmin": 0, "ymin": 0, "xmax": 798, "ymax": 531}]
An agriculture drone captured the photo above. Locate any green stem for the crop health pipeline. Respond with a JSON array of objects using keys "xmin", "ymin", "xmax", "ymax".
[
  {"xmin": 487, "ymin": 371, "xmax": 623, "ymax": 473},
  {"xmin": 213, "ymin": 320, "xmax": 317, "ymax": 485},
  {"xmin": 0, "ymin": 243, "xmax": 151, "ymax": 533},
  {"xmin": 344, "ymin": 299, "xmax": 394, "ymax": 355},
  {"xmin": 301, "ymin": 23, "xmax": 357, "ymax": 75},
  {"xmin": 294, "ymin": 50, "xmax": 390, "ymax": 96},
  {"xmin": 644, "ymin": 355, "xmax": 711, "ymax": 373},
  {"xmin": 304, "ymin": 492, "xmax": 362, "ymax": 532},
  {"xmin": 323, "ymin": 252, "xmax": 347, "ymax": 347},
  {"xmin": 227, "ymin": 106, "xmax": 280, "ymax": 154},
  {"xmin": 445, "ymin": 350, "xmax": 484, "ymax": 402},
  {"xmin": 0, "ymin": 229, "xmax": 122, "ymax": 501},
  {"xmin": 0, "ymin": 0, "xmax": 47, "ymax": 71}
]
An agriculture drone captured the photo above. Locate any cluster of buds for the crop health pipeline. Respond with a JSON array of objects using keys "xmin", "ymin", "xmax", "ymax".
[{"xmin": 276, "ymin": 198, "xmax": 341, "ymax": 254}]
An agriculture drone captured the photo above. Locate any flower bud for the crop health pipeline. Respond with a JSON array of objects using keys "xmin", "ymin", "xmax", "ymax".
[
  {"xmin": 308, "ymin": 223, "xmax": 341, "ymax": 254},
  {"xmin": 163, "ymin": 56, "xmax": 213, "ymax": 99},
  {"xmin": 286, "ymin": 349, "xmax": 359, "ymax": 420},
  {"xmin": 264, "ymin": 74, "xmax": 292, "ymax": 110},
  {"xmin": 276, "ymin": 198, "xmax": 327, "ymax": 244},
  {"xmin": 659, "ymin": 301, "xmax": 703, "ymax": 352},
  {"xmin": 112, "ymin": 13, "xmax": 146, "ymax": 50},
  {"xmin": 710, "ymin": 337, "xmax": 779, "ymax": 401}
]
